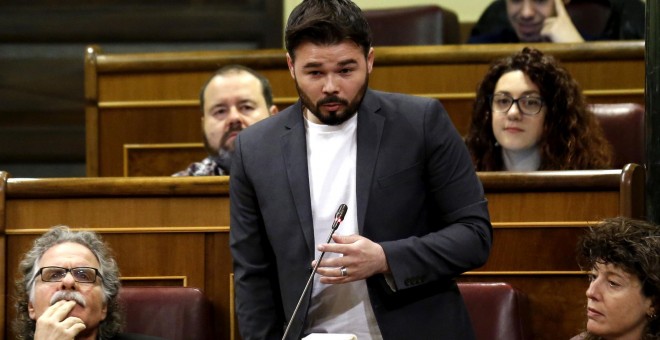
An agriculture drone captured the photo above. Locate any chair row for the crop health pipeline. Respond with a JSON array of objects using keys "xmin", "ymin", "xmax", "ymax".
[{"xmin": 119, "ymin": 282, "xmax": 531, "ymax": 340}]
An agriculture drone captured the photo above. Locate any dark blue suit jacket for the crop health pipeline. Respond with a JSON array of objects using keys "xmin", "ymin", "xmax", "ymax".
[{"xmin": 230, "ymin": 89, "xmax": 492, "ymax": 339}]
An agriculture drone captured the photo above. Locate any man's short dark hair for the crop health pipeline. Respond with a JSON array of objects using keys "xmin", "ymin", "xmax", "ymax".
[
  {"xmin": 199, "ymin": 64, "xmax": 274, "ymax": 113},
  {"xmin": 285, "ymin": 0, "xmax": 372, "ymax": 60}
]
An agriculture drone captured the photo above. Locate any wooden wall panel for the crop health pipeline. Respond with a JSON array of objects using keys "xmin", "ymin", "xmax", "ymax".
[
  {"xmin": 482, "ymin": 225, "xmax": 585, "ymax": 271},
  {"xmin": 124, "ymin": 143, "xmax": 207, "ymax": 177},
  {"xmin": 97, "ymin": 107, "xmax": 201, "ymax": 177},
  {"xmin": 6, "ymin": 197, "xmax": 229, "ymax": 229},
  {"xmin": 487, "ymin": 191, "xmax": 619, "ymax": 222}
]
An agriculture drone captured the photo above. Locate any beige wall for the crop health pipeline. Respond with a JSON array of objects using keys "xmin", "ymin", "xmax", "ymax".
[{"xmin": 284, "ymin": 0, "xmax": 493, "ymax": 24}]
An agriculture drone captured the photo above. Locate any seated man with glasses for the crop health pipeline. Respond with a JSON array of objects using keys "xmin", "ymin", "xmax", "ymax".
[
  {"xmin": 465, "ymin": 47, "xmax": 612, "ymax": 171},
  {"xmin": 13, "ymin": 225, "xmax": 162, "ymax": 340}
]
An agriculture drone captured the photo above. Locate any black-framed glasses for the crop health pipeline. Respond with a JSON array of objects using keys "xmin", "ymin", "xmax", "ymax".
[
  {"xmin": 35, "ymin": 266, "xmax": 103, "ymax": 283},
  {"xmin": 489, "ymin": 93, "xmax": 545, "ymax": 116}
]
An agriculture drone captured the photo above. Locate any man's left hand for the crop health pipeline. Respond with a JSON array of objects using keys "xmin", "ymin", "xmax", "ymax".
[{"xmin": 313, "ymin": 234, "xmax": 390, "ymax": 284}]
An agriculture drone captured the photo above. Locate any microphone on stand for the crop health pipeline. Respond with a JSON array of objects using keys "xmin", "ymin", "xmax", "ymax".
[{"xmin": 281, "ymin": 204, "xmax": 348, "ymax": 340}]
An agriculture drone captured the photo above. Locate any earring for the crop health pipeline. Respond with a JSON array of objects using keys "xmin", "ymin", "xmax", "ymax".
[{"xmin": 648, "ymin": 310, "xmax": 657, "ymax": 319}]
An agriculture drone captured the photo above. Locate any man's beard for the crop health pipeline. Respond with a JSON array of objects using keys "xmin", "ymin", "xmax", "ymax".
[
  {"xmin": 202, "ymin": 131, "xmax": 235, "ymax": 171},
  {"xmin": 296, "ymin": 74, "xmax": 368, "ymax": 126}
]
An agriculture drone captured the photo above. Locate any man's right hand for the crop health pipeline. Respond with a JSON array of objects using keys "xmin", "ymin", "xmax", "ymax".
[
  {"xmin": 33, "ymin": 300, "xmax": 86, "ymax": 340},
  {"xmin": 541, "ymin": 0, "xmax": 584, "ymax": 42}
]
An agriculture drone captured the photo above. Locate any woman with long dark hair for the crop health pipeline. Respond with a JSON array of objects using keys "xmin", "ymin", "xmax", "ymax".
[{"xmin": 465, "ymin": 47, "xmax": 612, "ymax": 171}]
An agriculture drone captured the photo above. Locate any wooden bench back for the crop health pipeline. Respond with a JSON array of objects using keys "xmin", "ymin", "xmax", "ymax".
[
  {"xmin": 1, "ymin": 164, "xmax": 644, "ymax": 339},
  {"xmin": 85, "ymin": 41, "xmax": 644, "ymax": 176}
]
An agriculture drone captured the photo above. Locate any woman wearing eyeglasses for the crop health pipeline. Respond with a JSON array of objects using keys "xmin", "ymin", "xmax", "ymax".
[{"xmin": 465, "ymin": 47, "xmax": 612, "ymax": 171}]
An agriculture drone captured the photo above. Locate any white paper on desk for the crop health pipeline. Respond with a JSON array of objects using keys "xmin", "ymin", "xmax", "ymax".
[{"xmin": 302, "ymin": 333, "xmax": 357, "ymax": 340}]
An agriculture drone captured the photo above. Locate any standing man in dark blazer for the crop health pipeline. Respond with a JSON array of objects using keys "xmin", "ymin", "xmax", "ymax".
[{"xmin": 229, "ymin": 0, "xmax": 492, "ymax": 339}]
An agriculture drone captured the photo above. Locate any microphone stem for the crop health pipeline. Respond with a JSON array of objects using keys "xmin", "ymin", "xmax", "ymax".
[
  {"xmin": 281, "ymin": 204, "xmax": 346, "ymax": 340},
  {"xmin": 281, "ymin": 225, "xmax": 338, "ymax": 340}
]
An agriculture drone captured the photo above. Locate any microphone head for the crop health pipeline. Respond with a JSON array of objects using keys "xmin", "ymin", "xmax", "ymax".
[{"xmin": 335, "ymin": 204, "xmax": 348, "ymax": 220}]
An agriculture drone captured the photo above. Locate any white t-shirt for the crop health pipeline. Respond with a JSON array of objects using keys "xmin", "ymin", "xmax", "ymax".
[{"xmin": 303, "ymin": 112, "xmax": 383, "ymax": 340}]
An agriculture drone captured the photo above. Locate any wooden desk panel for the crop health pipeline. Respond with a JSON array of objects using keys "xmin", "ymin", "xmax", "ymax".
[
  {"xmin": 487, "ymin": 191, "xmax": 619, "ymax": 222},
  {"xmin": 0, "ymin": 165, "xmax": 645, "ymax": 339},
  {"xmin": 483, "ymin": 225, "xmax": 586, "ymax": 271},
  {"xmin": 86, "ymin": 42, "xmax": 644, "ymax": 176},
  {"xmin": 124, "ymin": 143, "xmax": 207, "ymax": 177},
  {"xmin": 6, "ymin": 197, "xmax": 228, "ymax": 229}
]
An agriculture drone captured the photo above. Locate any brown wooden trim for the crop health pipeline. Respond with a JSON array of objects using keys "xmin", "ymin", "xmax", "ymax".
[
  {"xmin": 85, "ymin": 45, "xmax": 100, "ymax": 103},
  {"xmin": 464, "ymin": 271, "xmax": 588, "ymax": 275},
  {"xmin": 122, "ymin": 146, "xmax": 129, "ymax": 178},
  {"xmin": 584, "ymin": 88, "xmax": 646, "ymax": 96},
  {"xmin": 373, "ymin": 41, "xmax": 644, "ymax": 64},
  {"xmin": 5, "ymin": 226, "xmax": 230, "ymax": 235},
  {"xmin": 101, "ymin": 100, "xmax": 198, "ymax": 108},
  {"xmin": 479, "ymin": 169, "xmax": 620, "ymax": 192},
  {"xmin": 0, "ymin": 171, "xmax": 6, "ymax": 339},
  {"xmin": 92, "ymin": 41, "xmax": 644, "ymax": 73},
  {"xmin": 0, "ymin": 171, "xmax": 7, "ymax": 232},
  {"xmin": 0, "ymin": 235, "xmax": 4, "ymax": 339},
  {"xmin": 125, "ymin": 143, "xmax": 204, "ymax": 150},
  {"xmin": 5, "ymin": 171, "xmax": 622, "ymax": 197},
  {"xmin": 120, "ymin": 276, "xmax": 188, "ymax": 287},
  {"xmin": 491, "ymin": 221, "xmax": 595, "ymax": 228},
  {"xmin": 85, "ymin": 105, "xmax": 100, "ymax": 177},
  {"xmin": 95, "ymin": 48, "xmax": 288, "ymax": 73},
  {"xmin": 619, "ymin": 163, "xmax": 647, "ymax": 218},
  {"xmin": 5, "ymin": 170, "xmax": 625, "ymax": 196},
  {"xmin": 6, "ymin": 176, "xmax": 230, "ymax": 198},
  {"xmin": 85, "ymin": 46, "xmax": 100, "ymax": 176},
  {"xmin": 98, "ymin": 88, "xmax": 644, "ymax": 109}
]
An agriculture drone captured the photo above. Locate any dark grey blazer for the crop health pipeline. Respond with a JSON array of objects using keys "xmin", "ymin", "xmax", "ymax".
[{"xmin": 230, "ymin": 89, "xmax": 492, "ymax": 339}]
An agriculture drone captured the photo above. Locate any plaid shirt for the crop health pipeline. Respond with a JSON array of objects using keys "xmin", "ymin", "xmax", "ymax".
[{"xmin": 172, "ymin": 156, "xmax": 228, "ymax": 177}]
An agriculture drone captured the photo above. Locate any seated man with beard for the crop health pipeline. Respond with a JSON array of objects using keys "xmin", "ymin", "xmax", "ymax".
[
  {"xmin": 13, "ymin": 226, "xmax": 162, "ymax": 340},
  {"xmin": 173, "ymin": 65, "xmax": 278, "ymax": 176}
]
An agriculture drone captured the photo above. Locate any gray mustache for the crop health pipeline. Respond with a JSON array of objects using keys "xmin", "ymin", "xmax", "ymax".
[{"xmin": 50, "ymin": 291, "xmax": 87, "ymax": 307}]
